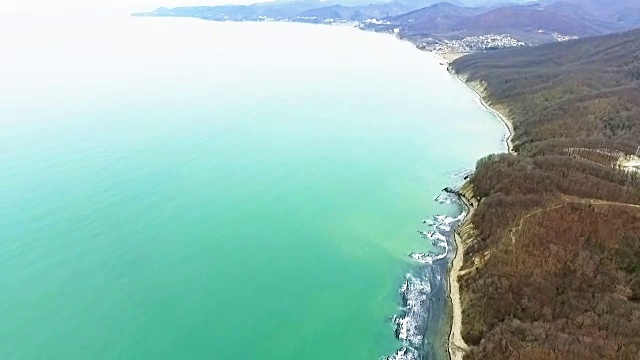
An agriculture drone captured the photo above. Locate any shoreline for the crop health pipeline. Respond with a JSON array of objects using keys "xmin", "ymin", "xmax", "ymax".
[
  {"xmin": 448, "ymin": 194, "xmax": 473, "ymax": 360},
  {"xmin": 134, "ymin": 17, "xmax": 510, "ymax": 359},
  {"xmin": 443, "ymin": 63, "xmax": 513, "ymax": 360},
  {"xmin": 468, "ymin": 84, "xmax": 515, "ymax": 154},
  {"xmin": 303, "ymin": 25, "xmax": 512, "ymax": 360},
  {"xmin": 452, "ymin": 74, "xmax": 515, "ymax": 154},
  {"xmin": 426, "ymin": 50, "xmax": 514, "ymax": 155},
  {"xmin": 423, "ymin": 50, "xmax": 467, "ymax": 65},
  {"xmin": 366, "ymin": 32, "xmax": 515, "ymax": 360},
  {"xmin": 409, "ymin": 44, "xmax": 514, "ymax": 360}
]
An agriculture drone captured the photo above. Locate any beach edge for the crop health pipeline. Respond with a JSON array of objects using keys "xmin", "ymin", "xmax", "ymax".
[
  {"xmin": 449, "ymin": 68, "xmax": 515, "ymax": 154},
  {"xmin": 446, "ymin": 186, "xmax": 474, "ymax": 360},
  {"xmin": 444, "ymin": 60, "xmax": 514, "ymax": 360}
]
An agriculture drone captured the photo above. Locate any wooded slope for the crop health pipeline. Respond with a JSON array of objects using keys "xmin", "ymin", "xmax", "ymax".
[
  {"xmin": 453, "ymin": 27, "xmax": 640, "ymax": 156},
  {"xmin": 451, "ymin": 27, "xmax": 640, "ymax": 360}
]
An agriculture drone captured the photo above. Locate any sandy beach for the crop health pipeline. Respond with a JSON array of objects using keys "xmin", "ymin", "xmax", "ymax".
[
  {"xmin": 431, "ymin": 49, "xmax": 515, "ymax": 153},
  {"xmin": 448, "ymin": 192, "xmax": 473, "ymax": 360},
  {"xmin": 446, "ymin": 69, "xmax": 514, "ymax": 360},
  {"xmin": 472, "ymin": 86, "xmax": 515, "ymax": 154},
  {"xmin": 441, "ymin": 51, "xmax": 467, "ymax": 63},
  {"xmin": 426, "ymin": 50, "xmax": 467, "ymax": 66},
  {"xmin": 458, "ymin": 77, "xmax": 515, "ymax": 154}
]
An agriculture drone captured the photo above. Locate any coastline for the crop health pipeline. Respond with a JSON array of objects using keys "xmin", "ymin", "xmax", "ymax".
[
  {"xmin": 404, "ymin": 45, "xmax": 514, "ymax": 360},
  {"xmin": 129, "ymin": 17, "xmax": 510, "ymax": 359},
  {"xmin": 452, "ymin": 74, "xmax": 515, "ymax": 154},
  {"xmin": 385, "ymin": 41, "xmax": 507, "ymax": 360},
  {"xmin": 469, "ymin": 84, "xmax": 514, "ymax": 154},
  {"xmin": 427, "ymin": 50, "xmax": 514, "ymax": 154},
  {"xmin": 442, "ymin": 60, "xmax": 513, "ymax": 360},
  {"xmin": 448, "ymin": 193, "xmax": 473, "ymax": 360}
]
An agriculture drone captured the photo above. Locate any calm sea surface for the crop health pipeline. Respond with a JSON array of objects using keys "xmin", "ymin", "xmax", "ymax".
[{"xmin": 0, "ymin": 16, "xmax": 504, "ymax": 359}]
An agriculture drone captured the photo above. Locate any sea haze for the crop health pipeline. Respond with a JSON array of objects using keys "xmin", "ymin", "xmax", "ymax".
[{"xmin": 0, "ymin": 16, "xmax": 504, "ymax": 359}]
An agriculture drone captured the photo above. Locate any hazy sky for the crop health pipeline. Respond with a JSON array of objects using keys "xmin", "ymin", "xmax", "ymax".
[
  {"xmin": 3, "ymin": 0, "xmax": 271, "ymax": 16},
  {"xmin": 2, "ymin": 0, "xmax": 524, "ymax": 17},
  {"xmin": 3, "ymin": 0, "xmax": 526, "ymax": 16}
]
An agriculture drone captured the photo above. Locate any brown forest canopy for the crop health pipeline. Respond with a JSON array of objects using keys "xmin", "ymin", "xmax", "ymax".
[
  {"xmin": 452, "ymin": 27, "xmax": 640, "ymax": 156},
  {"xmin": 450, "ymin": 27, "xmax": 640, "ymax": 359}
]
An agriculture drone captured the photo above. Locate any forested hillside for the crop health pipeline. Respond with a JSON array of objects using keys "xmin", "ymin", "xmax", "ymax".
[
  {"xmin": 450, "ymin": 27, "xmax": 640, "ymax": 359},
  {"xmin": 454, "ymin": 27, "xmax": 640, "ymax": 155}
]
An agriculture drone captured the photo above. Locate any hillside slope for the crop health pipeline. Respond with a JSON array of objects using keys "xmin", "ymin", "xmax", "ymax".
[
  {"xmin": 133, "ymin": 1, "xmax": 326, "ymax": 21},
  {"xmin": 297, "ymin": 0, "xmax": 441, "ymax": 21},
  {"xmin": 450, "ymin": 28, "xmax": 640, "ymax": 360},
  {"xmin": 377, "ymin": 0, "xmax": 640, "ymax": 45},
  {"xmin": 540, "ymin": 0, "xmax": 640, "ymax": 23},
  {"xmin": 453, "ymin": 27, "xmax": 640, "ymax": 155},
  {"xmin": 452, "ymin": 6, "xmax": 601, "ymax": 36},
  {"xmin": 384, "ymin": 2, "xmax": 488, "ymax": 35}
]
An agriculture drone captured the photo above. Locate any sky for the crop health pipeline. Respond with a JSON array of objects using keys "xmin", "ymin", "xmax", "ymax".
[
  {"xmin": 2, "ymin": 0, "xmax": 530, "ymax": 16},
  {"xmin": 1, "ymin": 0, "xmax": 530, "ymax": 18},
  {"xmin": 2, "ymin": 0, "xmax": 271, "ymax": 16}
]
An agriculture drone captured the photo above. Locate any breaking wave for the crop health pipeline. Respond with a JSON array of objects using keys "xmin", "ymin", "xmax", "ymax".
[
  {"xmin": 384, "ymin": 347, "xmax": 421, "ymax": 360},
  {"xmin": 383, "ymin": 170, "xmax": 470, "ymax": 360},
  {"xmin": 449, "ymin": 169, "xmax": 473, "ymax": 180},
  {"xmin": 434, "ymin": 193, "xmax": 457, "ymax": 205}
]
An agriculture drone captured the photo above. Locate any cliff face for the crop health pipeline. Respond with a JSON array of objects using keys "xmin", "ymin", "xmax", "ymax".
[{"xmin": 450, "ymin": 28, "xmax": 640, "ymax": 360}]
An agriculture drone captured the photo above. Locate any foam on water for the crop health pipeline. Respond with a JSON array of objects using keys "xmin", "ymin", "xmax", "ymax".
[
  {"xmin": 434, "ymin": 193, "xmax": 457, "ymax": 205},
  {"xmin": 449, "ymin": 169, "xmax": 473, "ymax": 180},
  {"xmin": 383, "ymin": 347, "xmax": 421, "ymax": 360},
  {"xmin": 2, "ymin": 16, "xmax": 508, "ymax": 359},
  {"xmin": 385, "ymin": 170, "xmax": 470, "ymax": 359}
]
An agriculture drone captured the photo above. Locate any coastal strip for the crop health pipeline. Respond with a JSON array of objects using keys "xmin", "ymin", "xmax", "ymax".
[
  {"xmin": 449, "ymin": 71, "xmax": 515, "ymax": 154},
  {"xmin": 444, "ymin": 66, "xmax": 513, "ymax": 360},
  {"xmin": 431, "ymin": 50, "xmax": 514, "ymax": 154},
  {"xmin": 447, "ymin": 190, "xmax": 473, "ymax": 360},
  {"xmin": 387, "ymin": 49, "xmax": 513, "ymax": 360},
  {"xmin": 376, "ymin": 42, "xmax": 516, "ymax": 360}
]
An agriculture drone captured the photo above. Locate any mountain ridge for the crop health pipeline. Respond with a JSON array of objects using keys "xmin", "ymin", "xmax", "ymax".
[{"xmin": 134, "ymin": 0, "xmax": 640, "ymax": 47}]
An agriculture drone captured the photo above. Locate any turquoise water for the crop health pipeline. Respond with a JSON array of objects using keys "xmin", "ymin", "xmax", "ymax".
[{"xmin": 0, "ymin": 17, "xmax": 504, "ymax": 359}]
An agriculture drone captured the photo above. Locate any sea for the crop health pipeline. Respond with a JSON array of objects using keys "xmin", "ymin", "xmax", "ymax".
[{"xmin": 0, "ymin": 14, "xmax": 506, "ymax": 360}]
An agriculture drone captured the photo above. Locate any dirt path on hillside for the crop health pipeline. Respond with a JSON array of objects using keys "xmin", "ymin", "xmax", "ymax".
[
  {"xmin": 450, "ymin": 195, "xmax": 640, "ymax": 360},
  {"xmin": 509, "ymin": 196, "xmax": 640, "ymax": 246}
]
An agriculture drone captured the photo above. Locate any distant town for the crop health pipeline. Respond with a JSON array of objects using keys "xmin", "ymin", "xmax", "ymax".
[
  {"xmin": 136, "ymin": 0, "xmax": 637, "ymax": 60},
  {"xmin": 252, "ymin": 16, "xmax": 580, "ymax": 56},
  {"xmin": 413, "ymin": 34, "xmax": 527, "ymax": 53}
]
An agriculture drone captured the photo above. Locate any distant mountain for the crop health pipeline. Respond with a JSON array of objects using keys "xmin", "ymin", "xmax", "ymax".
[
  {"xmin": 451, "ymin": 5, "xmax": 601, "ymax": 36},
  {"xmin": 616, "ymin": 8, "xmax": 640, "ymax": 26},
  {"xmin": 133, "ymin": 0, "xmax": 331, "ymax": 21},
  {"xmin": 374, "ymin": 0, "xmax": 640, "ymax": 45},
  {"xmin": 542, "ymin": 1, "xmax": 636, "ymax": 32},
  {"xmin": 134, "ymin": 0, "xmax": 640, "ymax": 48},
  {"xmin": 537, "ymin": 0, "xmax": 640, "ymax": 25},
  {"xmin": 538, "ymin": 0, "xmax": 640, "ymax": 17},
  {"xmin": 384, "ymin": 2, "xmax": 488, "ymax": 35},
  {"xmin": 297, "ymin": 0, "xmax": 451, "ymax": 21},
  {"xmin": 134, "ymin": 0, "xmax": 453, "ymax": 22},
  {"xmin": 458, "ymin": 0, "xmax": 528, "ymax": 6},
  {"xmin": 543, "ymin": 1, "xmax": 595, "ymax": 19}
]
